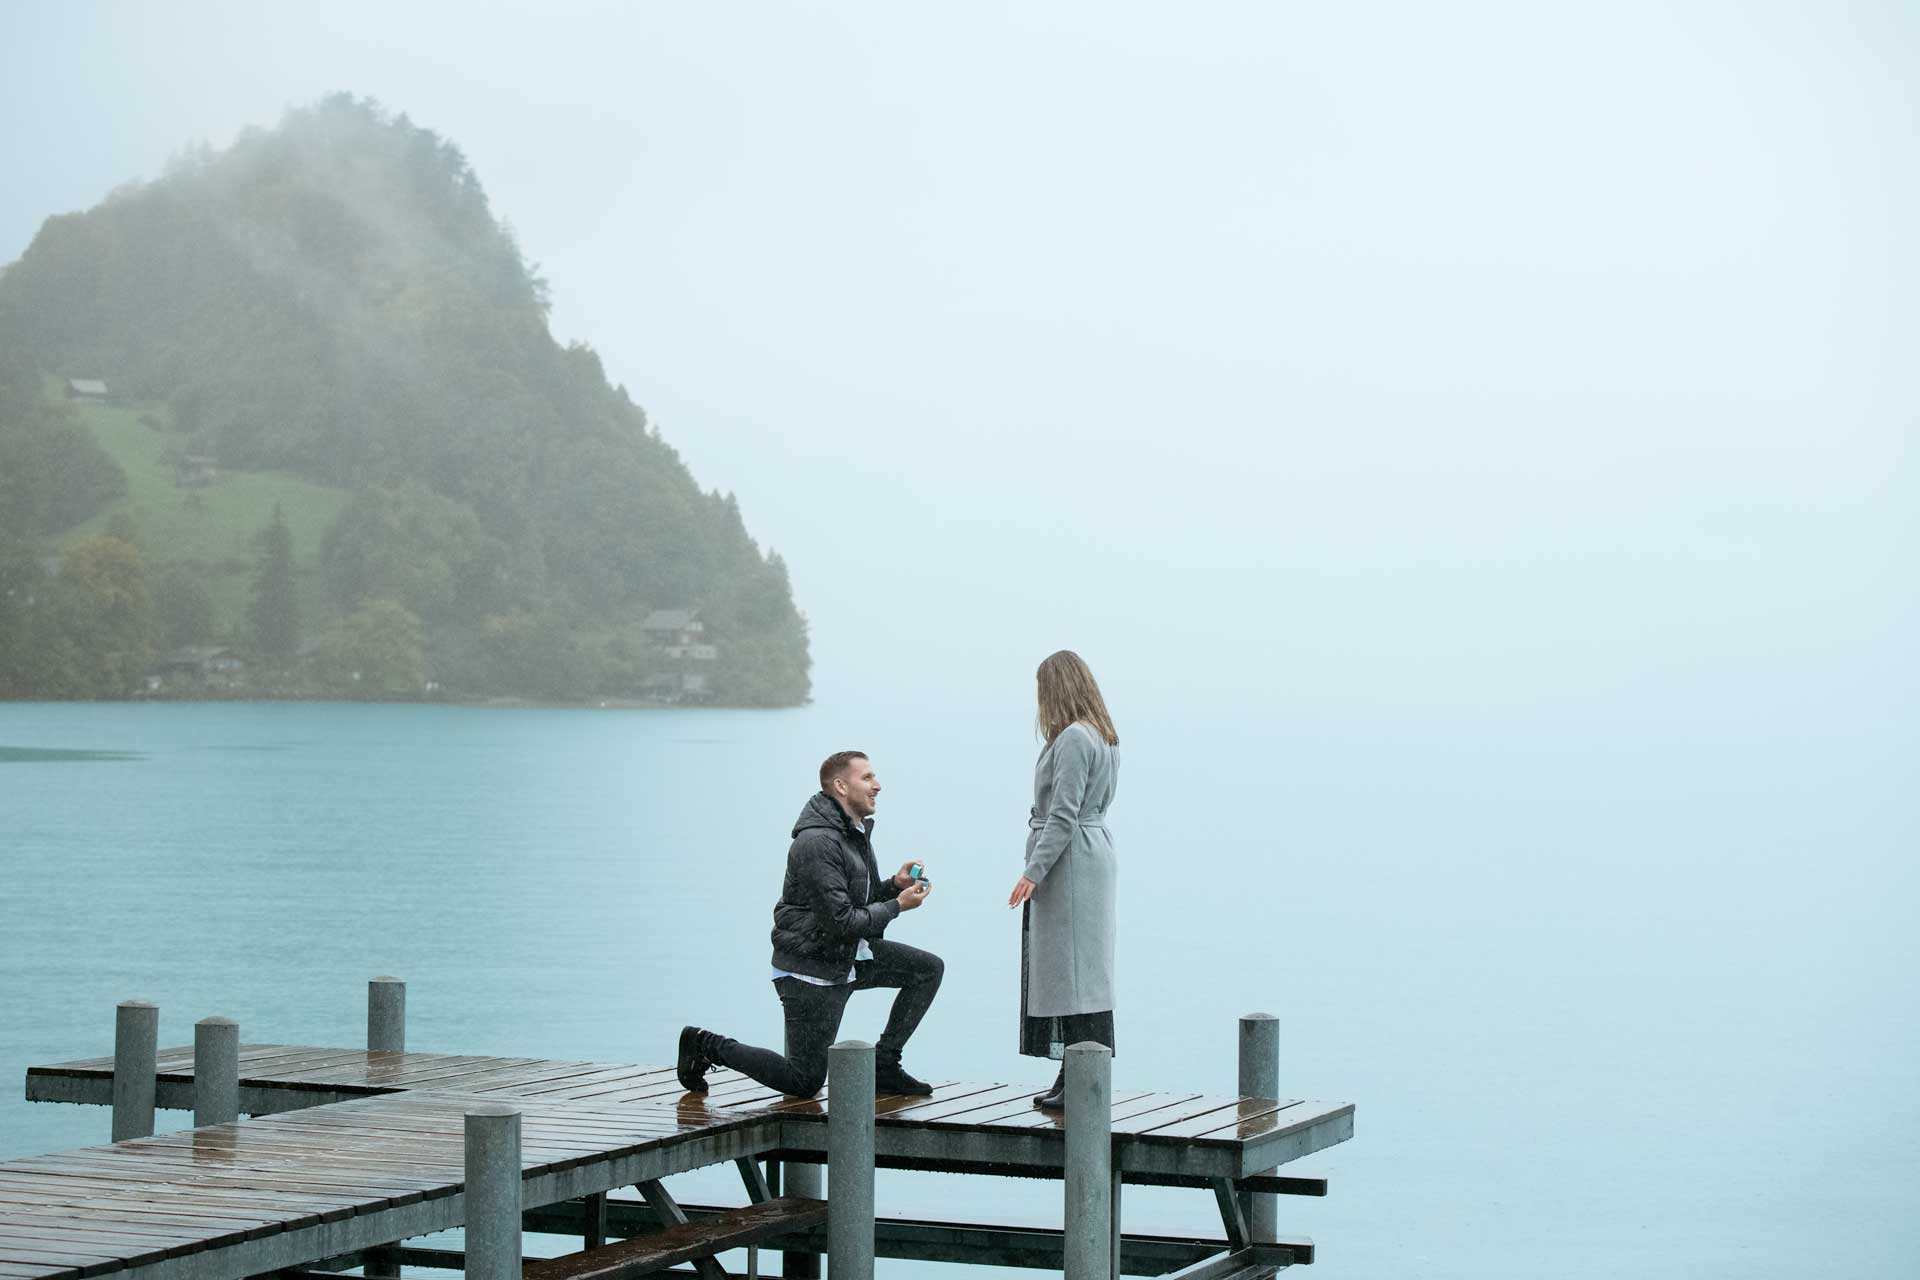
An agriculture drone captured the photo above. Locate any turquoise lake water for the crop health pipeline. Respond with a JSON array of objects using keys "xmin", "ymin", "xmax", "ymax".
[{"xmin": 1, "ymin": 699, "xmax": 1913, "ymax": 1277}]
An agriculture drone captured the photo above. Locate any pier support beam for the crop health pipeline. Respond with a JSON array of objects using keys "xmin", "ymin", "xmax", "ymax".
[
  {"xmin": 463, "ymin": 1103, "xmax": 521, "ymax": 1280},
  {"xmin": 369, "ymin": 976, "xmax": 407, "ymax": 1054},
  {"xmin": 111, "ymin": 999, "xmax": 158, "ymax": 1142},
  {"xmin": 1238, "ymin": 1013, "xmax": 1280, "ymax": 1243},
  {"xmin": 1064, "ymin": 1041, "xmax": 1114, "ymax": 1280},
  {"xmin": 826, "ymin": 1040, "xmax": 874, "ymax": 1280},
  {"xmin": 193, "ymin": 1016, "xmax": 239, "ymax": 1128}
]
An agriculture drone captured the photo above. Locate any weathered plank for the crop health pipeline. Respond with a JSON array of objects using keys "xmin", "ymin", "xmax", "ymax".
[{"xmin": 524, "ymin": 1198, "xmax": 830, "ymax": 1280}]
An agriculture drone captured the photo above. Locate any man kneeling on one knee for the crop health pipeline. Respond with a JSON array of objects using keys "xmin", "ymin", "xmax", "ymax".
[{"xmin": 679, "ymin": 750, "xmax": 943, "ymax": 1097}]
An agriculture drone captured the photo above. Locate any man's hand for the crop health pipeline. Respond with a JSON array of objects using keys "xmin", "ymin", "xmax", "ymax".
[
  {"xmin": 893, "ymin": 860, "xmax": 926, "ymax": 890},
  {"xmin": 897, "ymin": 881, "xmax": 931, "ymax": 911}
]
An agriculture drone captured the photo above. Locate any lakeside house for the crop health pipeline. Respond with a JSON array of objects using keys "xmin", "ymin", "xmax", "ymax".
[
  {"xmin": 640, "ymin": 608, "xmax": 705, "ymax": 648},
  {"xmin": 174, "ymin": 454, "xmax": 218, "ymax": 487},
  {"xmin": 641, "ymin": 607, "xmax": 718, "ymax": 700}
]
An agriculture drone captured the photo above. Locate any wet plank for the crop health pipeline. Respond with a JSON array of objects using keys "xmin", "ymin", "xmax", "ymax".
[{"xmin": 1147, "ymin": 1099, "xmax": 1305, "ymax": 1141}]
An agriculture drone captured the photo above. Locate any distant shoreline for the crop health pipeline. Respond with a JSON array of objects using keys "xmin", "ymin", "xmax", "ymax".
[{"xmin": 2, "ymin": 693, "xmax": 808, "ymax": 711}]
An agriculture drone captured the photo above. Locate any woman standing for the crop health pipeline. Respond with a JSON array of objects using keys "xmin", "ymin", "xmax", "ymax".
[{"xmin": 1009, "ymin": 649, "xmax": 1120, "ymax": 1110}]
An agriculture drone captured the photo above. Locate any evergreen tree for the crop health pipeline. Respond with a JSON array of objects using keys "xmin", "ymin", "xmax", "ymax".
[{"xmin": 249, "ymin": 504, "xmax": 300, "ymax": 658}]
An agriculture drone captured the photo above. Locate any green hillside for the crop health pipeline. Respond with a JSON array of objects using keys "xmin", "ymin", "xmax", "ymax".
[
  {"xmin": 0, "ymin": 93, "xmax": 810, "ymax": 704},
  {"xmin": 54, "ymin": 379, "xmax": 348, "ymax": 631}
]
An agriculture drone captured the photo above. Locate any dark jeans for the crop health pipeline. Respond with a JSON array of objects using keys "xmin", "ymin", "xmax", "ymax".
[{"xmin": 713, "ymin": 939, "xmax": 944, "ymax": 1097}]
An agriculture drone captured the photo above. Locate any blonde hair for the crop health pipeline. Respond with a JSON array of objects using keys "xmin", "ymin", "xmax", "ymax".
[{"xmin": 1036, "ymin": 650, "xmax": 1118, "ymax": 746}]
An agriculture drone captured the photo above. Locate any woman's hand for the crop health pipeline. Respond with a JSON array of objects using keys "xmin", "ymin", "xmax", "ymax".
[{"xmin": 1008, "ymin": 876, "xmax": 1036, "ymax": 908}]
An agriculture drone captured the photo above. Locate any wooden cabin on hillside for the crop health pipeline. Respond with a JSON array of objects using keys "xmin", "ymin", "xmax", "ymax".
[{"xmin": 641, "ymin": 607, "xmax": 718, "ymax": 700}]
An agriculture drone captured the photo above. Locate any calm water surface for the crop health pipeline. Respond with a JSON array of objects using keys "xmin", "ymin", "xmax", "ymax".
[{"xmin": 1, "ymin": 700, "xmax": 1913, "ymax": 1277}]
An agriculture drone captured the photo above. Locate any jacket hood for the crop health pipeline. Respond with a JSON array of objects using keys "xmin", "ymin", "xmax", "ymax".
[{"xmin": 793, "ymin": 790, "xmax": 863, "ymax": 839}]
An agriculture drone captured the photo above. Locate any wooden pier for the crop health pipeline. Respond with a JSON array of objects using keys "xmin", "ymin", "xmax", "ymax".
[{"xmin": 9, "ymin": 984, "xmax": 1354, "ymax": 1280}]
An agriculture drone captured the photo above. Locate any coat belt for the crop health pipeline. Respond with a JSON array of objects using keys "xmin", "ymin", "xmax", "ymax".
[{"xmin": 1028, "ymin": 811, "xmax": 1107, "ymax": 829}]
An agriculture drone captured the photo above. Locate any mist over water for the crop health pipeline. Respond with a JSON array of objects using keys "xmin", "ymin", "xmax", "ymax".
[{"xmin": 2, "ymin": 1, "xmax": 1916, "ymax": 1275}]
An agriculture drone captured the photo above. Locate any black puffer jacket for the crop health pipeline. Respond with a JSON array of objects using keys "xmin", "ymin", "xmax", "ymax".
[{"xmin": 769, "ymin": 791, "xmax": 902, "ymax": 981}]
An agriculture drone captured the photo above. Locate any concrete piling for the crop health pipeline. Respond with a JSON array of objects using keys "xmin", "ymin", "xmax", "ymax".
[
  {"xmin": 1063, "ymin": 1041, "xmax": 1114, "ymax": 1280},
  {"xmin": 193, "ymin": 1016, "xmax": 239, "ymax": 1128},
  {"xmin": 1238, "ymin": 1012, "xmax": 1280, "ymax": 1243},
  {"xmin": 368, "ymin": 976, "xmax": 407, "ymax": 1053},
  {"xmin": 111, "ymin": 1000, "xmax": 158, "ymax": 1142},
  {"xmin": 462, "ymin": 1103, "xmax": 522, "ymax": 1280},
  {"xmin": 826, "ymin": 1040, "xmax": 875, "ymax": 1280}
]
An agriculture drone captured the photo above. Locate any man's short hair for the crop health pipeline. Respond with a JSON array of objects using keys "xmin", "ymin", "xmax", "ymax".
[{"xmin": 820, "ymin": 750, "xmax": 868, "ymax": 791}]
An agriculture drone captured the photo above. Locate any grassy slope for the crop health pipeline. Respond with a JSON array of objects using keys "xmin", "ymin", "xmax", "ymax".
[{"xmin": 50, "ymin": 378, "xmax": 349, "ymax": 640}]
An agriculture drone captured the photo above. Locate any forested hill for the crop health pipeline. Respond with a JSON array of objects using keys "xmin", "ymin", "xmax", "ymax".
[{"xmin": 0, "ymin": 94, "xmax": 809, "ymax": 704}]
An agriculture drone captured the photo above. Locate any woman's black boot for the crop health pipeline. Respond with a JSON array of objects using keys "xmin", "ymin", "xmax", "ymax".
[{"xmin": 1034, "ymin": 1066, "xmax": 1067, "ymax": 1110}]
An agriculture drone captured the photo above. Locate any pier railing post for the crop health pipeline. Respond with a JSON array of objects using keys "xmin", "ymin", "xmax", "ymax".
[
  {"xmin": 826, "ymin": 1040, "xmax": 874, "ymax": 1280},
  {"xmin": 111, "ymin": 999, "xmax": 158, "ymax": 1142},
  {"xmin": 782, "ymin": 1020, "xmax": 823, "ymax": 1280},
  {"xmin": 366, "ymin": 975, "xmax": 410, "ymax": 1280},
  {"xmin": 193, "ymin": 1016, "xmax": 239, "ymax": 1128},
  {"xmin": 463, "ymin": 1103, "xmax": 522, "ymax": 1280},
  {"xmin": 1064, "ymin": 1041, "xmax": 1114, "ymax": 1280},
  {"xmin": 1238, "ymin": 1012, "xmax": 1280, "ymax": 1243},
  {"xmin": 369, "ymin": 976, "xmax": 407, "ymax": 1054}
]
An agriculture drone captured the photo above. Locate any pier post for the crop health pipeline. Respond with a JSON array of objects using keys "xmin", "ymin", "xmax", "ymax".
[
  {"xmin": 463, "ymin": 1103, "xmax": 522, "ymax": 1280},
  {"xmin": 193, "ymin": 1017, "xmax": 239, "ymax": 1128},
  {"xmin": 1063, "ymin": 1041, "xmax": 1113, "ymax": 1280},
  {"xmin": 826, "ymin": 1040, "xmax": 874, "ymax": 1280},
  {"xmin": 782, "ymin": 1020, "xmax": 823, "ymax": 1280},
  {"xmin": 368, "ymin": 976, "xmax": 407, "ymax": 1054},
  {"xmin": 111, "ymin": 1000, "xmax": 158, "ymax": 1142},
  {"xmin": 1238, "ymin": 1012, "xmax": 1280, "ymax": 1243}
]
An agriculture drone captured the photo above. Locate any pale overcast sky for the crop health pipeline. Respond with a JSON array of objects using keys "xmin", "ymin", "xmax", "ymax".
[{"xmin": 3, "ymin": 1, "xmax": 1913, "ymax": 719}]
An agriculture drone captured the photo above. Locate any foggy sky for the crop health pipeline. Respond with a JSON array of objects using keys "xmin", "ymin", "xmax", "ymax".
[{"xmin": 4, "ymin": 0, "xmax": 1914, "ymax": 723}]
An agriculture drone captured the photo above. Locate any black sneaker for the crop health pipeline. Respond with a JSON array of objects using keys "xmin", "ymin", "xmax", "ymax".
[
  {"xmin": 677, "ymin": 1025, "xmax": 712, "ymax": 1094},
  {"xmin": 875, "ymin": 1055, "xmax": 933, "ymax": 1096}
]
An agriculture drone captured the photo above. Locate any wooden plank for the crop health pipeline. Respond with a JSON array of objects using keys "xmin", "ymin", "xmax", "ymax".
[
  {"xmin": 298, "ymin": 1054, "xmax": 556, "ymax": 1089},
  {"xmin": 260, "ymin": 1108, "xmax": 694, "ymax": 1156},
  {"xmin": 230, "ymin": 1049, "xmax": 400, "ymax": 1080},
  {"xmin": 0, "ymin": 1230, "xmax": 135, "ymax": 1261},
  {"xmin": 1147, "ymin": 1101, "xmax": 1304, "ymax": 1142},
  {"xmin": 880, "ymin": 1084, "xmax": 1035, "ymax": 1124},
  {"xmin": 1009, "ymin": 1091, "xmax": 1207, "ymax": 1133},
  {"xmin": 0, "ymin": 1243, "xmax": 123, "ymax": 1267},
  {"xmin": 0, "ymin": 1185, "xmax": 278, "ymax": 1234},
  {"xmin": 0, "ymin": 1165, "xmax": 350, "ymax": 1225},
  {"xmin": 474, "ymin": 1062, "xmax": 668, "ymax": 1093},
  {"xmin": 632, "ymin": 1181, "xmax": 727, "ymax": 1280},
  {"xmin": 523, "ymin": 1199, "xmax": 830, "ymax": 1280},
  {"xmin": 390, "ymin": 1059, "xmax": 606, "ymax": 1093},
  {"xmin": 1110, "ymin": 1097, "xmax": 1246, "ymax": 1137},
  {"xmin": 1161, "ymin": 1241, "xmax": 1309, "ymax": 1280},
  {"xmin": 549, "ymin": 1070, "xmax": 734, "ymax": 1105},
  {"xmin": 963, "ymin": 1089, "xmax": 1158, "ymax": 1130},
  {"xmin": 246, "ymin": 1053, "xmax": 493, "ymax": 1088},
  {"xmin": 0, "ymin": 1220, "xmax": 204, "ymax": 1243},
  {"xmin": 0, "ymin": 1212, "xmax": 207, "ymax": 1249}
]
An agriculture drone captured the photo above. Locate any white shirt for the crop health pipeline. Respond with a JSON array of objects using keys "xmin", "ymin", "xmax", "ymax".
[{"xmin": 771, "ymin": 808, "xmax": 879, "ymax": 986}]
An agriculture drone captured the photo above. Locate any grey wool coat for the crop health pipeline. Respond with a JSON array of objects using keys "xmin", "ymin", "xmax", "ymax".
[{"xmin": 1022, "ymin": 721, "xmax": 1120, "ymax": 1018}]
